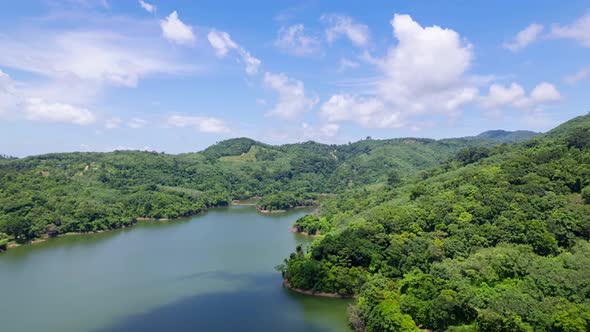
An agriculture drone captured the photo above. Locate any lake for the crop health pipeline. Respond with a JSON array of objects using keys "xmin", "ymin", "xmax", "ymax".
[{"xmin": 0, "ymin": 206, "xmax": 352, "ymax": 332}]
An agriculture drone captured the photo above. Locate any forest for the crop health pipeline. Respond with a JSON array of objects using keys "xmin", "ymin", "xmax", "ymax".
[
  {"xmin": 278, "ymin": 114, "xmax": 590, "ymax": 331},
  {"xmin": 0, "ymin": 130, "xmax": 530, "ymax": 247}
]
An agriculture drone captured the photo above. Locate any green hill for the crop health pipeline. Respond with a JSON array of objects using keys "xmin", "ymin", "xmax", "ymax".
[
  {"xmin": 475, "ymin": 129, "xmax": 540, "ymax": 142},
  {"xmin": 0, "ymin": 129, "xmax": 545, "ymax": 247},
  {"xmin": 279, "ymin": 114, "xmax": 590, "ymax": 331}
]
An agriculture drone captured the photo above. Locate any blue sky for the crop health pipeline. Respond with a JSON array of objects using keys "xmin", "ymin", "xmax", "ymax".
[{"xmin": 0, "ymin": 0, "xmax": 589, "ymax": 156}]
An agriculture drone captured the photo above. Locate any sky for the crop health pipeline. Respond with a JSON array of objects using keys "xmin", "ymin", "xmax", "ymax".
[{"xmin": 0, "ymin": 0, "xmax": 589, "ymax": 157}]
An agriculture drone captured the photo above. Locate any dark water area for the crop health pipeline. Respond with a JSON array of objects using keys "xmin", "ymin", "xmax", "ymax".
[{"xmin": 0, "ymin": 206, "xmax": 351, "ymax": 332}]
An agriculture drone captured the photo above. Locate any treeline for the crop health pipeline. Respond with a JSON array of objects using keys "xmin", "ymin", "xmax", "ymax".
[
  {"xmin": 279, "ymin": 114, "xmax": 590, "ymax": 331},
  {"xmin": 257, "ymin": 192, "xmax": 316, "ymax": 212},
  {"xmin": 0, "ymin": 154, "xmax": 16, "ymax": 160}
]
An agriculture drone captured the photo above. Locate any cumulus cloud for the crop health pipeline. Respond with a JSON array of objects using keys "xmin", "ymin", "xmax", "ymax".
[
  {"xmin": 160, "ymin": 11, "xmax": 196, "ymax": 45},
  {"xmin": 322, "ymin": 14, "xmax": 370, "ymax": 47},
  {"xmin": 138, "ymin": 0, "xmax": 155, "ymax": 13},
  {"xmin": 480, "ymin": 83, "xmax": 526, "ymax": 109},
  {"xmin": 480, "ymin": 82, "xmax": 561, "ymax": 110},
  {"xmin": 275, "ymin": 24, "xmax": 322, "ymax": 56},
  {"xmin": 207, "ymin": 30, "xmax": 261, "ymax": 75},
  {"xmin": 321, "ymin": 14, "xmax": 565, "ymax": 131},
  {"xmin": 550, "ymin": 12, "xmax": 590, "ymax": 47},
  {"xmin": 563, "ymin": 67, "xmax": 589, "ymax": 85},
  {"xmin": 263, "ymin": 72, "xmax": 317, "ymax": 119},
  {"xmin": 321, "ymin": 13, "xmax": 479, "ymax": 129},
  {"xmin": 128, "ymin": 117, "xmax": 147, "ymax": 129},
  {"xmin": 23, "ymin": 98, "xmax": 96, "ymax": 125},
  {"xmin": 381, "ymin": 14, "xmax": 473, "ymax": 101},
  {"xmin": 503, "ymin": 23, "xmax": 544, "ymax": 52},
  {"xmin": 375, "ymin": 14, "xmax": 477, "ymax": 117},
  {"xmin": 167, "ymin": 115, "xmax": 230, "ymax": 133},
  {"xmin": 530, "ymin": 82, "xmax": 561, "ymax": 103},
  {"xmin": 320, "ymin": 94, "xmax": 403, "ymax": 128}
]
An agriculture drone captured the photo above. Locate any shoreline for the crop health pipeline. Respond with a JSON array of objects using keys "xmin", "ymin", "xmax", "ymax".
[
  {"xmin": 1, "ymin": 201, "xmax": 316, "ymax": 252},
  {"xmin": 257, "ymin": 205, "xmax": 315, "ymax": 214},
  {"xmin": 231, "ymin": 201, "xmax": 257, "ymax": 206},
  {"xmin": 4, "ymin": 211, "xmax": 207, "ymax": 251},
  {"xmin": 257, "ymin": 208, "xmax": 288, "ymax": 214},
  {"xmin": 290, "ymin": 227, "xmax": 319, "ymax": 237},
  {"xmin": 231, "ymin": 197, "xmax": 261, "ymax": 206},
  {"xmin": 283, "ymin": 279, "xmax": 354, "ymax": 299}
]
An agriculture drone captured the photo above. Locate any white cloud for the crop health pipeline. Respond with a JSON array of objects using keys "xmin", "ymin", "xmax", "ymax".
[
  {"xmin": 563, "ymin": 67, "xmax": 589, "ymax": 85},
  {"xmin": 263, "ymin": 72, "xmax": 317, "ymax": 119},
  {"xmin": 320, "ymin": 14, "xmax": 481, "ymax": 130},
  {"xmin": 377, "ymin": 14, "xmax": 477, "ymax": 115},
  {"xmin": 0, "ymin": 30, "xmax": 191, "ymax": 88},
  {"xmin": 23, "ymin": 98, "xmax": 96, "ymax": 125},
  {"xmin": 480, "ymin": 82, "xmax": 561, "ymax": 110},
  {"xmin": 503, "ymin": 24, "xmax": 544, "ymax": 52},
  {"xmin": 242, "ymin": 52, "xmax": 262, "ymax": 76},
  {"xmin": 260, "ymin": 121, "xmax": 342, "ymax": 144},
  {"xmin": 300, "ymin": 122, "xmax": 340, "ymax": 141},
  {"xmin": 167, "ymin": 115, "xmax": 230, "ymax": 133},
  {"xmin": 530, "ymin": 82, "xmax": 561, "ymax": 103},
  {"xmin": 275, "ymin": 24, "xmax": 322, "ymax": 56},
  {"xmin": 322, "ymin": 14, "xmax": 370, "ymax": 47},
  {"xmin": 0, "ymin": 69, "xmax": 102, "ymax": 124},
  {"xmin": 207, "ymin": 30, "xmax": 261, "ymax": 75},
  {"xmin": 138, "ymin": 0, "xmax": 155, "ymax": 13},
  {"xmin": 105, "ymin": 116, "xmax": 121, "ymax": 129},
  {"xmin": 207, "ymin": 30, "xmax": 238, "ymax": 57},
  {"xmin": 550, "ymin": 12, "xmax": 590, "ymax": 47},
  {"xmin": 160, "ymin": 11, "xmax": 196, "ymax": 46},
  {"xmin": 128, "ymin": 117, "xmax": 147, "ymax": 128},
  {"xmin": 319, "ymin": 123, "xmax": 340, "ymax": 137},
  {"xmin": 338, "ymin": 58, "xmax": 360, "ymax": 72},
  {"xmin": 0, "ymin": 69, "xmax": 18, "ymax": 114},
  {"xmin": 480, "ymin": 83, "xmax": 526, "ymax": 109},
  {"xmin": 320, "ymin": 94, "xmax": 404, "ymax": 128}
]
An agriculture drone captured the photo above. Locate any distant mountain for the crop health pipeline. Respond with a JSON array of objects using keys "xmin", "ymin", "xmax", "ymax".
[
  {"xmin": 204, "ymin": 130, "xmax": 540, "ymax": 160},
  {"xmin": 475, "ymin": 129, "xmax": 540, "ymax": 142}
]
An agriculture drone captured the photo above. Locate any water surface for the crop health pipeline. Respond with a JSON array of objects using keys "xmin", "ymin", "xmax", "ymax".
[{"xmin": 0, "ymin": 206, "xmax": 352, "ymax": 332}]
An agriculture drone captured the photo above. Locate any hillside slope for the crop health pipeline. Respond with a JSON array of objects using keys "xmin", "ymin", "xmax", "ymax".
[{"xmin": 280, "ymin": 114, "xmax": 590, "ymax": 331}]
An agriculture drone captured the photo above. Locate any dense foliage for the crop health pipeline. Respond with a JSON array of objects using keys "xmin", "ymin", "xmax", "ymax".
[
  {"xmin": 0, "ymin": 134, "xmax": 520, "ymax": 246},
  {"xmin": 280, "ymin": 114, "xmax": 590, "ymax": 331}
]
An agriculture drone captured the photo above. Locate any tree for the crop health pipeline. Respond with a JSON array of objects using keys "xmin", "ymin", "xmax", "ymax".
[
  {"xmin": 366, "ymin": 299, "xmax": 418, "ymax": 332},
  {"xmin": 455, "ymin": 146, "xmax": 490, "ymax": 165},
  {"xmin": 0, "ymin": 216, "xmax": 34, "ymax": 241},
  {"xmin": 387, "ymin": 170, "xmax": 401, "ymax": 188},
  {"xmin": 582, "ymin": 186, "xmax": 590, "ymax": 204}
]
